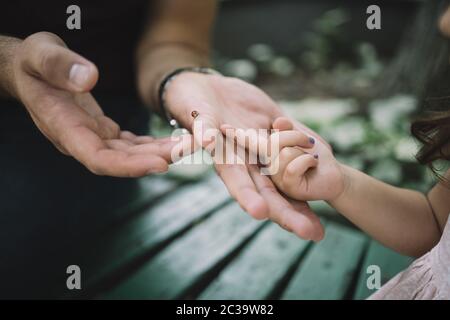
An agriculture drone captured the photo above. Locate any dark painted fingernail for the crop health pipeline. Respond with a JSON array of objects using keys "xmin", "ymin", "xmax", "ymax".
[
  {"xmin": 308, "ymin": 137, "xmax": 315, "ymax": 145},
  {"xmin": 313, "ymin": 154, "xmax": 319, "ymax": 159}
]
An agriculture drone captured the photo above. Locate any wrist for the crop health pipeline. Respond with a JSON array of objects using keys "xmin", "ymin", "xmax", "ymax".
[
  {"xmin": 328, "ymin": 163, "xmax": 354, "ymax": 208},
  {"xmin": 0, "ymin": 36, "xmax": 22, "ymax": 99}
]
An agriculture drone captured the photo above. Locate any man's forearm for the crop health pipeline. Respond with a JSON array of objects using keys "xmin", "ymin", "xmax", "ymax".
[
  {"xmin": 136, "ymin": 44, "xmax": 210, "ymax": 111},
  {"xmin": 0, "ymin": 35, "xmax": 21, "ymax": 99},
  {"xmin": 136, "ymin": 0, "xmax": 217, "ymax": 112}
]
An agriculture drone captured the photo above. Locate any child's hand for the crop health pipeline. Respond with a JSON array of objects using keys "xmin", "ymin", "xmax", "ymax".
[
  {"xmin": 268, "ymin": 118, "xmax": 346, "ymax": 202},
  {"xmin": 221, "ymin": 117, "xmax": 346, "ymax": 202}
]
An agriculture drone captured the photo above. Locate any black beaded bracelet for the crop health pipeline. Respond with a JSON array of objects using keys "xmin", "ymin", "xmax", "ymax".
[{"xmin": 158, "ymin": 67, "xmax": 221, "ymax": 128}]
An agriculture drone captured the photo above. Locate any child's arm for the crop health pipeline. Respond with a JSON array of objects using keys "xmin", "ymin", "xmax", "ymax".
[
  {"xmin": 329, "ymin": 165, "xmax": 448, "ymax": 257},
  {"xmin": 427, "ymin": 170, "xmax": 450, "ymax": 232},
  {"xmin": 266, "ymin": 118, "xmax": 449, "ymax": 257}
]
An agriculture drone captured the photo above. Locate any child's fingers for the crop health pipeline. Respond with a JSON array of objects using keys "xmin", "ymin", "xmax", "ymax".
[
  {"xmin": 282, "ymin": 153, "xmax": 318, "ymax": 187},
  {"xmin": 271, "ymin": 131, "xmax": 315, "ymax": 152},
  {"xmin": 272, "ymin": 116, "xmax": 318, "ymax": 150},
  {"xmin": 268, "ymin": 131, "xmax": 314, "ymax": 168},
  {"xmin": 221, "ymin": 124, "xmax": 270, "ymax": 163},
  {"xmin": 267, "ymin": 146, "xmax": 303, "ymax": 176},
  {"xmin": 221, "ymin": 124, "xmax": 314, "ymax": 168}
]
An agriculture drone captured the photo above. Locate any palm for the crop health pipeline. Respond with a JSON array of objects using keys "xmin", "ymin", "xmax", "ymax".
[
  {"xmin": 18, "ymin": 72, "xmax": 187, "ymax": 177},
  {"xmin": 166, "ymin": 72, "xmax": 326, "ymax": 241},
  {"xmin": 166, "ymin": 73, "xmax": 281, "ymax": 137}
]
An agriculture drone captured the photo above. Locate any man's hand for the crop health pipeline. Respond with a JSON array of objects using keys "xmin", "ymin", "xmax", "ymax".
[
  {"xmin": 165, "ymin": 72, "xmax": 325, "ymax": 241},
  {"xmin": 6, "ymin": 32, "xmax": 191, "ymax": 177}
]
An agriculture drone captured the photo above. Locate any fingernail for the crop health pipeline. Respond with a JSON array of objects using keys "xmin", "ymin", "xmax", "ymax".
[
  {"xmin": 314, "ymin": 154, "xmax": 319, "ymax": 159},
  {"xmin": 308, "ymin": 137, "xmax": 315, "ymax": 145},
  {"xmin": 69, "ymin": 64, "xmax": 90, "ymax": 89}
]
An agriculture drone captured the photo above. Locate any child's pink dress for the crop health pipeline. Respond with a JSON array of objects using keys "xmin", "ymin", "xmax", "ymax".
[{"xmin": 369, "ymin": 217, "xmax": 450, "ymax": 300}]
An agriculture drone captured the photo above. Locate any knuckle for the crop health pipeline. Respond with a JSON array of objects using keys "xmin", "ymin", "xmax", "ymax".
[
  {"xmin": 41, "ymin": 103, "xmax": 65, "ymax": 133},
  {"xmin": 96, "ymin": 116, "xmax": 120, "ymax": 139},
  {"xmin": 22, "ymin": 33, "xmax": 42, "ymax": 47},
  {"xmin": 27, "ymin": 32, "xmax": 65, "ymax": 46},
  {"xmin": 108, "ymin": 118, "xmax": 121, "ymax": 136},
  {"xmin": 39, "ymin": 50, "xmax": 59, "ymax": 76},
  {"xmin": 279, "ymin": 147, "xmax": 292, "ymax": 159}
]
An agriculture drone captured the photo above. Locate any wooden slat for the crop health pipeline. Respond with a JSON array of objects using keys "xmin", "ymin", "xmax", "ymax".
[
  {"xmin": 102, "ymin": 202, "xmax": 263, "ymax": 299},
  {"xmin": 198, "ymin": 223, "xmax": 311, "ymax": 300},
  {"xmin": 79, "ymin": 174, "xmax": 231, "ymax": 292},
  {"xmin": 111, "ymin": 175, "xmax": 179, "ymax": 220},
  {"xmin": 353, "ymin": 240, "xmax": 414, "ymax": 300},
  {"xmin": 281, "ymin": 222, "xmax": 367, "ymax": 300}
]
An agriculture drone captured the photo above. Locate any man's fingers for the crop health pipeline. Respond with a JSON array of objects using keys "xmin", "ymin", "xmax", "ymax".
[
  {"xmin": 133, "ymin": 136, "xmax": 156, "ymax": 144},
  {"xmin": 74, "ymin": 93, "xmax": 104, "ymax": 117},
  {"xmin": 94, "ymin": 115, "xmax": 121, "ymax": 140},
  {"xmin": 87, "ymin": 150, "xmax": 169, "ymax": 177},
  {"xmin": 215, "ymin": 163, "xmax": 268, "ymax": 220},
  {"xmin": 220, "ymin": 124, "xmax": 270, "ymax": 164},
  {"xmin": 220, "ymin": 124, "xmax": 314, "ymax": 169},
  {"xmin": 248, "ymin": 164, "xmax": 323, "ymax": 240},
  {"xmin": 120, "ymin": 131, "xmax": 157, "ymax": 145},
  {"xmin": 105, "ymin": 139, "xmax": 134, "ymax": 150},
  {"xmin": 63, "ymin": 126, "xmax": 169, "ymax": 177},
  {"xmin": 106, "ymin": 134, "xmax": 196, "ymax": 164},
  {"xmin": 119, "ymin": 131, "xmax": 140, "ymax": 142},
  {"xmin": 130, "ymin": 134, "xmax": 196, "ymax": 163},
  {"xmin": 23, "ymin": 32, "xmax": 98, "ymax": 93},
  {"xmin": 288, "ymin": 199, "xmax": 325, "ymax": 241}
]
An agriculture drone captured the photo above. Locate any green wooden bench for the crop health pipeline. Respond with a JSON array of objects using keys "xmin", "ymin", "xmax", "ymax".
[{"xmin": 66, "ymin": 173, "xmax": 413, "ymax": 300}]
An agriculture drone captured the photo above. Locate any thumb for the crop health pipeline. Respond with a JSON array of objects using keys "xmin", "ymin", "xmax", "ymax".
[
  {"xmin": 22, "ymin": 32, "xmax": 98, "ymax": 92},
  {"xmin": 272, "ymin": 117, "xmax": 294, "ymax": 131}
]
